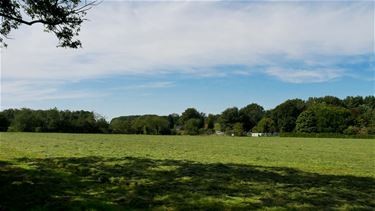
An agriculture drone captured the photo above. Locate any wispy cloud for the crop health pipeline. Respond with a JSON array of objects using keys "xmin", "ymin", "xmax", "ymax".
[
  {"xmin": 1, "ymin": 1, "xmax": 373, "ymax": 106},
  {"xmin": 2, "ymin": 1, "xmax": 372, "ymax": 79},
  {"xmin": 111, "ymin": 81, "xmax": 175, "ymax": 91},
  {"xmin": 1, "ymin": 80, "xmax": 105, "ymax": 105},
  {"xmin": 265, "ymin": 68, "xmax": 344, "ymax": 83}
]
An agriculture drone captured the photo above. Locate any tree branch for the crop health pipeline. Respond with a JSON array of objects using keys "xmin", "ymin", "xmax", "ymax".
[{"xmin": 0, "ymin": 12, "xmax": 62, "ymax": 26}]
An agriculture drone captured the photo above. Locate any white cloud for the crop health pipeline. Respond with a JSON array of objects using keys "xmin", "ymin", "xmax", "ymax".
[
  {"xmin": 111, "ymin": 81, "xmax": 175, "ymax": 90},
  {"xmin": 265, "ymin": 68, "xmax": 343, "ymax": 83},
  {"xmin": 1, "ymin": 80, "xmax": 105, "ymax": 106},
  {"xmin": 0, "ymin": 1, "xmax": 373, "ymax": 103}
]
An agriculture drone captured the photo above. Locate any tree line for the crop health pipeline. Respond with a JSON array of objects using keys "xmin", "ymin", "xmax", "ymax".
[{"xmin": 0, "ymin": 96, "xmax": 374, "ymax": 136}]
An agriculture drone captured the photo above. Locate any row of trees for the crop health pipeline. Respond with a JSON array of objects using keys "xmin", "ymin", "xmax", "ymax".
[
  {"xmin": 0, "ymin": 109, "xmax": 109, "ymax": 133},
  {"xmin": 1, "ymin": 96, "xmax": 374, "ymax": 136}
]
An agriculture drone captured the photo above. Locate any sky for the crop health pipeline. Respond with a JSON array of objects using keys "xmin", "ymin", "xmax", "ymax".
[{"xmin": 0, "ymin": 0, "xmax": 374, "ymax": 119}]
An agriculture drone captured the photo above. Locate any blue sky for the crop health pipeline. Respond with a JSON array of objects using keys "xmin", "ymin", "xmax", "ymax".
[{"xmin": 1, "ymin": 1, "xmax": 374, "ymax": 119}]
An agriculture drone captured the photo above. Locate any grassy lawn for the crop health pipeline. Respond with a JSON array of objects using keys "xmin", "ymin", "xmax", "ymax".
[{"xmin": 0, "ymin": 133, "xmax": 374, "ymax": 210}]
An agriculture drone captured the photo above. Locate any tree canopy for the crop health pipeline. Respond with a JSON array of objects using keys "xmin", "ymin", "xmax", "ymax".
[
  {"xmin": 0, "ymin": 0, "xmax": 97, "ymax": 48},
  {"xmin": 1, "ymin": 96, "xmax": 374, "ymax": 136}
]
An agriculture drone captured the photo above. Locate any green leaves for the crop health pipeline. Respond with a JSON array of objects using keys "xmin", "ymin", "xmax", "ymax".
[{"xmin": 0, "ymin": 0, "xmax": 96, "ymax": 48}]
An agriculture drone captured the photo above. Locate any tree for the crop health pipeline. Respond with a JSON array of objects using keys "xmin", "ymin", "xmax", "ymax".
[
  {"xmin": 8, "ymin": 108, "xmax": 36, "ymax": 132},
  {"xmin": 167, "ymin": 113, "xmax": 179, "ymax": 129},
  {"xmin": 271, "ymin": 99, "xmax": 305, "ymax": 132},
  {"xmin": 110, "ymin": 116, "xmax": 138, "ymax": 134},
  {"xmin": 180, "ymin": 108, "xmax": 204, "ymax": 132},
  {"xmin": 219, "ymin": 107, "xmax": 239, "ymax": 131},
  {"xmin": 307, "ymin": 96, "xmax": 343, "ymax": 107},
  {"xmin": 295, "ymin": 110, "xmax": 317, "ymax": 133},
  {"xmin": 233, "ymin": 122, "xmax": 244, "ymax": 136},
  {"xmin": 239, "ymin": 103, "xmax": 264, "ymax": 132},
  {"xmin": 0, "ymin": 112, "xmax": 10, "ymax": 131},
  {"xmin": 343, "ymin": 96, "xmax": 364, "ymax": 109},
  {"xmin": 252, "ymin": 117, "xmax": 275, "ymax": 133},
  {"xmin": 214, "ymin": 123, "xmax": 222, "ymax": 132},
  {"xmin": 180, "ymin": 108, "xmax": 204, "ymax": 124},
  {"xmin": 0, "ymin": 0, "xmax": 98, "ymax": 48},
  {"xmin": 205, "ymin": 114, "xmax": 216, "ymax": 129},
  {"xmin": 310, "ymin": 105, "xmax": 351, "ymax": 133},
  {"xmin": 184, "ymin": 118, "xmax": 201, "ymax": 135}
]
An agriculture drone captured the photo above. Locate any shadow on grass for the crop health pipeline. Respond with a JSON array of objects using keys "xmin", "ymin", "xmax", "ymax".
[{"xmin": 0, "ymin": 157, "xmax": 374, "ymax": 210}]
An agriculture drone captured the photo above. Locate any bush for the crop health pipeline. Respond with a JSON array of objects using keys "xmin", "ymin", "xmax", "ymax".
[
  {"xmin": 343, "ymin": 126, "xmax": 360, "ymax": 135},
  {"xmin": 280, "ymin": 132, "xmax": 375, "ymax": 139}
]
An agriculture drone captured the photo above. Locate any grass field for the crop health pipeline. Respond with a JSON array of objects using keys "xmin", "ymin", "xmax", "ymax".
[{"xmin": 0, "ymin": 133, "xmax": 374, "ymax": 210}]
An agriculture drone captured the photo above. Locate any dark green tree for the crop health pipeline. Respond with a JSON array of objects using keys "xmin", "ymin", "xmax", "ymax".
[
  {"xmin": 0, "ymin": 0, "xmax": 98, "ymax": 48},
  {"xmin": 205, "ymin": 114, "xmax": 216, "ymax": 130},
  {"xmin": 311, "ymin": 105, "xmax": 351, "ymax": 133},
  {"xmin": 307, "ymin": 96, "xmax": 343, "ymax": 107},
  {"xmin": 252, "ymin": 117, "xmax": 276, "ymax": 133},
  {"xmin": 180, "ymin": 108, "xmax": 204, "ymax": 124},
  {"xmin": 219, "ymin": 107, "xmax": 239, "ymax": 131},
  {"xmin": 184, "ymin": 118, "xmax": 201, "ymax": 135},
  {"xmin": 8, "ymin": 108, "xmax": 36, "ymax": 132},
  {"xmin": 0, "ymin": 112, "xmax": 10, "ymax": 131},
  {"xmin": 110, "ymin": 116, "xmax": 138, "ymax": 134},
  {"xmin": 233, "ymin": 122, "xmax": 244, "ymax": 136},
  {"xmin": 343, "ymin": 96, "xmax": 364, "ymax": 109},
  {"xmin": 295, "ymin": 110, "xmax": 317, "ymax": 133},
  {"xmin": 167, "ymin": 113, "xmax": 180, "ymax": 129},
  {"xmin": 239, "ymin": 103, "xmax": 265, "ymax": 132},
  {"xmin": 271, "ymin": 99, "xmax": 305, "ymax": 132}
]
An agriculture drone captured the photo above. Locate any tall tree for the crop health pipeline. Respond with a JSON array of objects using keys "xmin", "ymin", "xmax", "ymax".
[
  {"xmin": 252, "ymin": 117, "xmax": 276, "ymax": 133},
  {"xmin": 295, "ymin": 110, "xmax": 317, "ymax": 133},
  {"xmin": 310, "ymin": 104, "xmax": 351, "ymax": 133},
  {"xmin": 271, "ymin": 99, "xmax": 305, "ymax": 132},
  {"xmin": 180, "ymin": 108, "xmax": 204, "ymax": 128},
  {"xmin": 0, "ymin": 0, "xmax": 98, "ymax": 48},
  {"xmin": 219, "ymin": 107, "xmax": 239, "ymax": 131},
  {"xmin": 239, "ymin": 103, "xmax": 265, "ymax": 132},
  {"xmin": 0, "ymin": 112, "xmax": 10, "ymax": 131}
]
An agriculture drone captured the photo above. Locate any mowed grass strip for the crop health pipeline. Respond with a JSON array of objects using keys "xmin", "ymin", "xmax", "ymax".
[
  {"xmin": 0, "ymin": 133, "xmax": 374, "ymax": 210},
  {"xmin": 1, "ymin": 132, "xmax": 374, "ymax": 177}
]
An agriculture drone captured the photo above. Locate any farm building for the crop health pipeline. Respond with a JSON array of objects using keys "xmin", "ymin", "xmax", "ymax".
[{"xmin": 251, "ymin": 133, "xmax": 278, "ymax": 137}]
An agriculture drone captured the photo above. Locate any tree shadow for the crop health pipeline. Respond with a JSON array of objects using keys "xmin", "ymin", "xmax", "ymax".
[{"xmin": 0, "ymin": 157, "xmax": 374, "ymax": 210}]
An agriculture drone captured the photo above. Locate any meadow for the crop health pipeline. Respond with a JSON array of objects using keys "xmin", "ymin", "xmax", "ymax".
[{"xmin": 0, "ymin": 133, "xmax": 374, "ymax": 210}]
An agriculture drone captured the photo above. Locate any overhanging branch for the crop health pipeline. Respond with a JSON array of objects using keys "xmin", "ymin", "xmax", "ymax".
[{"xmin": 0, "ymin": 12, "xmax": 62, "ymax": 26}]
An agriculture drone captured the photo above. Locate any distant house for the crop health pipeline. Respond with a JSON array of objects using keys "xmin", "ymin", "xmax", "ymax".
[
  {"xmin": 251, "ymin": 133, "xmax": 264, "ymax": 137},
  {"xmin": 215, "ymin": 131, "xmax": 224, "ymax": 135},
  {"xmin": 251, "ymin": 132, "xmax": 278, "ymax": 137}
]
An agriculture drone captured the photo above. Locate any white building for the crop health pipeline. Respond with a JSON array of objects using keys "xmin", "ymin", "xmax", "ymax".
[{"xmin": 251, "ymin": 132, "xmax": 278, "ymax": 137}]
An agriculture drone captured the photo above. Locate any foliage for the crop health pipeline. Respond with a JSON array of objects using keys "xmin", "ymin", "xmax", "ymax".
[
  {"xmin": 280, "ymin": 132, "xmax": 375, "ymax": 139},
  {"xmin": 252, "ymin": 117, "xmax": 276, "ymax": 133},
  {"xmin": 184, "ymin": 118, "xmax": 202, "ymax": 135},
  {"xmin": 1, "ymin": 95, "xmax": 374, "ymax": 135},
  {"xmin": 205, "ymin": 114, "xmax": 217, "ymax": 129},
  {"xmin": 271, "ymin": 99, "xmax": 305, "ymax": 132},
  {"xmin": 0, "ymin": 0, "xmax": 97, "ymax": 48},
  {"xmin": 218, "ymin": 107, "xmax": 239, "ymax": 131},
  {"xmin": 132, "ymin": 115, "xmax": 170, "ymax": 135},
  {"xmin": 2, "ymin": 108, "xmax": 109, "ymax": 133},
  {"xmin": 295, "ymin": 110, "xmax": 317, "ymax": 133},
  {"xmin": 110, "ymin": 116, "xmax": 139, "ymax": 134},
  {"xmin": 239, "ymin": 103, "xmax": 265, "ymax": 132},
  {"xmin": 0, "ymin": 112, "xmax": 11, "ymax": 131},
  {"xmin": 232, "ymin": 122, "xmax": 244, "ymax": 136},
  {"xmin": 180, "ymin": 108, "xmax": 204, "ymax": 124},
  {"xmin": 310, "ymin": 104, "xmax": 351, "ymax": 133},
  {"xmin": 213, "ymin": 123, "xmax": 222, "ymax": 132},
  {"xmin": 167, "ymin": 113, "xmax": 180, "ymax": 129},
  {"xmin": 307, "ymin": 96, "xmax": 343, "ymax": 107}
]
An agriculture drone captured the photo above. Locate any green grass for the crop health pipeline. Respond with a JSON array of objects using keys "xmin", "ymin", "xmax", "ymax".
[{"xmin": 0, "ymin": 132, "xmax": 374, "ymax": 210}]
